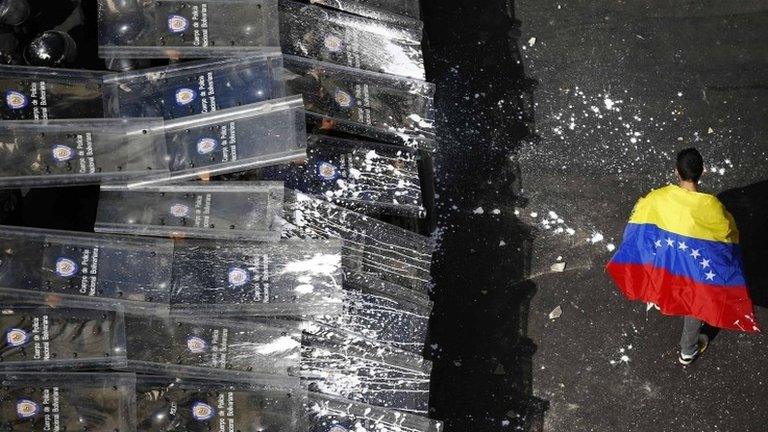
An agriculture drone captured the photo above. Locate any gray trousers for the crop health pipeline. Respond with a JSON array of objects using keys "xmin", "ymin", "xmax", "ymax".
[{"xmin": 680, "ymin": 316, "xmax": 702, "ymax": 356}]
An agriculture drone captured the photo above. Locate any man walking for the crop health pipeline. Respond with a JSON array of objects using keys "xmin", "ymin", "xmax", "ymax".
[{"xmin": 607, "ymin": 148, "xmax": 759, "ymax": 365}]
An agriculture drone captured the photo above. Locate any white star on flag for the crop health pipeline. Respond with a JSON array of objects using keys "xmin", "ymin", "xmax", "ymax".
[
  {"xmin": 678, "ymin": 241, "xmax": 688, "ymax": 251},
  {"xmin": 690, "ymin": 249, "xmax": 700, "ymax": 259},
  {"xmin": 654, "ymin": 240, "xmax": 662, "ymax": 248},
  {"xmin": 665, "ymin": 238, "xmax": 675, "ymax": 247},
  {"xmin": 700, "ymin": 259, "xmax": 710, "ymax": 269},
  {"xmin": 705, "ymin": 270, "xmax": 716, "ymax": 281}
]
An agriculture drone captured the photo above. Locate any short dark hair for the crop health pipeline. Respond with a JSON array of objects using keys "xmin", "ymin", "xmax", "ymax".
[{"xmin": 676, "ymin": 148, "xmax": 704, "ymax": 182}]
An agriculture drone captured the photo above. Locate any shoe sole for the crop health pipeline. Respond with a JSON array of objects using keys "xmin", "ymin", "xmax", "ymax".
[{"xmin": 679, "ymin": 334, "xmax": 710, "ymax": 365}]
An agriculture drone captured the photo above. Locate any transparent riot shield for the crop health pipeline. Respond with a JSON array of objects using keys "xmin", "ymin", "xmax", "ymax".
[
  {"xmin": 0, "ymin": 65, "xmax": 105, "ymax": 120},
  {"xmin": 161, "ymin": 96, "xmax": 307, "ymax": 182},
  {"xmin": 171, "ymin": 238, "xmax": 344, "ymax": 317},
  {"xmin": 102, "ymin": 55, "xmax": 285, "ymax": 119},
  {"xmin": 317, "ymin": 274, "xmax": 431, "ymax": 354},
  {"xmin": 136, "ymin": 375, "xmax": 304, "ymax": 431},
  {"xmin": 301, "ymin": 326, "xmax": 432, "ymax": 414},
  {"xmin": 0, "ymin": 296, "xmax": 127, "ymax": 370},
  {"xmin": 98, "ymin": 0, "xmax": 280, "ymax": 59},
  {"xmin": 0, "ymin": 225, "xmax": 173, "ymax": 315},
  {"xmin": 304, "ymin": 0, "xmax": 422, "ymax": 26},
  {"xmin": 283, "ymin": 55, "xmax": 435, "ymax": 145},
  {"xmin": 279, "ymin": 0, "xmax": 425, "ymax": 79},
  {"xmin": 95, "ymin": 182, "xmax": 285, "ymax": 241},
  {"xmin": 0, "ymin": 118, "xmax": 170, "ymax": 188},
  {"xmin": 306, "ymin": 134, "xmax": 424, "ymax": 217},
  {"xmin": 305, "ymin": 113, "xmax": 437, "ymax": 151},
  {"xmin": 282, "ymin": 190, "xmax": 433, "ymax": 294},
  {"xmin": 0, "ymin": 373, "xmax": 136, "ymax": 432},
  {"xmin": 124, "ymin": 313, "xmax": 301, "ymax": 380},
  {"xmin": 307, "ymin": 393, "xmax": 443, "ymax": 432}
]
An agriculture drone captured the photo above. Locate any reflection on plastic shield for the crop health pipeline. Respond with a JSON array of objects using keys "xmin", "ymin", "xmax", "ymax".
[
  {"xmin": 171, "ymin": 238, "xmax": 344, "ymax": 316},
  {"xmin": 306, "ymin": 134, "xmax": 424, "ymax": 216},
  {"xmin": 136, "ymin": 375, "xmax": 304, "ymax": 431},
  {"xmin": 301, "ymin": 327, "xmax": 432, "ymax": 413},
  {"xmin": 0, "ymin": 118, "xmax": 170, "ymax": 188},
  {"xmin": 161, "ymin": 96, "xmax": 308, "ymax": 181},
  {"xmin": 0, "ymin": 225, "xmax": 173, "ymax": 314},
  {"xmin": 103, "ymin": 55, "xmax": 285, "ymax": 120},
  {"xmin": 282, "ymin": 189, "xmax": 433, "ymax": 294},
  {"xmin": 307, "ymin": 393, "xmax": 443, "ymax": 432},
  {"xmin": 95, "ymin": 182, "xmax": 285, "ymax": 241},
  {"xmin": 124, "ymin": 314, "xmax": 302, "ymax": 380},
  {"xmin": 0, "ymin": 300, "xmax": 127, "ymax": 370},
  {"xmin": 283, "ymin": 55, "xmax": 434, "ymax": 143},
  {"xmin": 0, "ymin": 373, "xmax": 136, "ymax": 432},
  {"xmin": 306, "ymin": 0, "xmax": 422, "ymax": 26},
  {"xmin": 317, "ymin": 274, "xmax": 431, "ymax": 354},
  {"xmin": 98, "ymin": 0, "xmax": 280, "ymax": 58},
  {"xmin": 279, "ymin": 0, "xmax": 425, "ymax": 79},
  {"xmin": 0, "ymin": 65, "xmax": 105, "ymax": 120}
]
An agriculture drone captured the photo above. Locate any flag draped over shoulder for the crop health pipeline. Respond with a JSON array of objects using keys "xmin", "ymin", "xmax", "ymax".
[{"xmin": 606, "ymin": 184, "xmax": 759, "ymax": 333}]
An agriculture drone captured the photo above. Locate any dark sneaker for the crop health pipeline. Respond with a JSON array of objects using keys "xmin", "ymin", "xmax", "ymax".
[{"xmin": 679, "ymin": 334, "xmax": 709, "ymax": 365}]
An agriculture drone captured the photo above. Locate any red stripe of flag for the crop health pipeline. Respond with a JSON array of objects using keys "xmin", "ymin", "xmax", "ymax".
[{"xmin": 607, "ymin": 262, "xmax": 759, "ymax": 333}]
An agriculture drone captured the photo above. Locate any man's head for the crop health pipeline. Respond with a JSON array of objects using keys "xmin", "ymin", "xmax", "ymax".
[{"xmin": 676, "ymin": 148, "xmax": 703, "ymax": 183}]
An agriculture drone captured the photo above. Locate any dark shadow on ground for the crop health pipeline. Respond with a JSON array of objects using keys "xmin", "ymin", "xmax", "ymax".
[
  {"xmin": 422, "ymin": 0, "xmax": 548, "ymax": 430},
  {"xmin": 719, "ymin": 179, "xmax": 768, "ymax": 308}
]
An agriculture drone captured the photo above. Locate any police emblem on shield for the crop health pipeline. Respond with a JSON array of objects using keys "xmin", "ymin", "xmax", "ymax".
[
  {"xmin": 317, "ymin": 161, "xmax": 338, "ymax": 180},
  {"xmin": 170, "ymin": 203, "xmax": 190, "ymax": 218},
  {"xmin": 5, "ymin": 328, "xmax": 29, "ymax": 347},
  {"xmin": 16, "ymin": 399, "xmax": 39, "ymax": 419},
  {"xmin": 228, "ymin": 267, "xmax": 250, "ymax": 287},
  {"xmin": 191, "ymin": 401, "xmax": 215, "ymax": 421},
  {"xmin": 323, "ymin": 34, "xmax": 343, "ymax": 52},
  {"xmin": 167, "ymin": 14, "xmax": 189, "ymax": 33},
  {"xmin": 186, "ymin": 336, "xmax": 208, "ymax": 354},
  {"xmin": 55, "ymin": 257, "xmax": 79, "ymax": 277},
  {"xmin": 197, "ymin": 137, "xmax": 218, "ymax": 155},
  {"xmin": 5, "ymin": 91, "xmax": 28, "ymax": 109},
  {"xmin": 52, "ymin": 144, "xmax": 75, "ymax": 162},
  {"xmin": 334, "ymin": 89, "xmax": 354, "ymax": 108},
  {"xmin": 175, "ymin": 88, "xmax": 197, "ymax": 106}
]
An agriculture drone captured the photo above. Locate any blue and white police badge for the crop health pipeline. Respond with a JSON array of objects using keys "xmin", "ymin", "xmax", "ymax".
[
  {"xmin": 334, "ymin": 89, "xmax": 354, "ymax": 108},
  {"xmin": 5, "ymin": 328, "xmax": 30, "ymax": 347},
  {"xmin": 55, "ymin": 257, "xmax": 79, "ymax": 277},
  {"xmin": 227, "ymin": 267, "xmax": 250, "ymax": 287},
  {"xmin": 175, "ymin": 88, "xmax": 198, "ymax": 106},
  {"xmin": 317, "ymin": 161, "xmax": 339, "ymax": 181},
  {"xmin": 324, "ymin": 34, "xmax": 343, "ymax": 52},
  {"xmin": 191, "ymin": 401, "xmax": 216, "ymax": 421},
  {"xmin": 170, "ymin": 203, "xmax": 190, "ymax": 218},
  {"xmin": 52, "ymin": 144, "xmax": 75, "ymax": 162},
  {"xmin": 197, "ymin": 137, "xmax": 219, "ymax": 155},
  {"xmin": 167, "ymin": 14, "xmax": 190, "ymax": 33},
  {"xmin": 16, "ymin": 399, "xmax": 40, "ymax": 419},
  {"xmin": 5, "ymin": 91, "xmax": 28, "ymax": 110},
  {"xmin": 186, "ymin": 336, "xmax": 208, "ymax": 354}
]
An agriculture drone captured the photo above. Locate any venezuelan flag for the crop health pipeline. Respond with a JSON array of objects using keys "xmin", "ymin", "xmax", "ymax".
[{"xmin": 606, "ymin": 184, "xmax": 759, "ymax": 332}]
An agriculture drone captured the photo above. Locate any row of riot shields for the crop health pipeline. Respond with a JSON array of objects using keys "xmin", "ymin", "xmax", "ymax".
[
  {"xmin": 0, "ymin": 96, "xmax": 308, "ymax": 188},
  {"xmin": 0, "ymin": 372, "xmax": 443, "ymax": 431},
  {"xmin": 96, "ymin": 0, "xmax": 425, "ymax": 79},
  {"xmin": 0, "ymin": 55, "xmax": 435, "ymax": 148}
]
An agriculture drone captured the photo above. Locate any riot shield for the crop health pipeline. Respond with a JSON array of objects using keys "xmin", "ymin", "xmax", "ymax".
[
  {"xmin": 171, "ymin": 238, "xmax": 344, "ymax": 317},
  {"xmin": 317, "ymin": 274, "xmax": 431, "ymax": 354},
  {"xmin": 306, "ymin": 134, "xmax": 425, "ymax": 217},
  {"xmin": 301, "ymin": 326, "xmax": 432, "ymax": 414},
  {"xmin": 0, "ymin": 297, "xmax": 127, "ymax": 370},
  {"xmin": 95, "ymin": 182, "xmax": 285, "ymax": 241},
  {"xmin": 0, "ymin": 373, "xmax": 136, "ymax": 432},
  {"xmin": 102, "ymin": 55, "xmax": 285, "ymax": 119},
  {"xmin": 304, "ymin": 0, "xmax": 422, "ymax": 26},
  {"xmin": 282, "ymin": 190, "xmax": 433, "ymax": 294},
  {"xmin": 161, "ymin": 96, "xmax": 307, "ymax": 181},
  {"xmin": 98, "ymin": 0, "xmax": 280, "ymax": 59},
  {"xmin": 307, "ymin": 393, "xmax": 443, "ymax": 432},
  {"xmin": 305, "ymin": 113, "xmax": 437, "ymax": 151},
  {"xmin": 0, "ymin": 118, "xmax": 170, "ymax": 188},
  {"xmin": 124, "ymin": 313, "xmax": 301, "ymax": 380},
  {"xmin": 279, "ymin": 0, "xmax": 425, "ymax": 79},
  {"xmin": 0, "ymin": 65, "xmax": 105, "ymax": 120},
  {"xmin": 136, "ymin": 375, "xmax": 304, "ymax": 431},
  {"xmin": 283, "ymin": 56, "xmax": 435, "ymax": 145},
  {"xmin": 0, "ymin": 225, "xmax": 173, "ymax": 315}
]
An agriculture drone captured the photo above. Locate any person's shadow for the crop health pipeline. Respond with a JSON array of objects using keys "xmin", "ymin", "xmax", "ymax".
[{"xmin": 718, "ymin": 180, "xmax": 768, "ymax": 309}]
